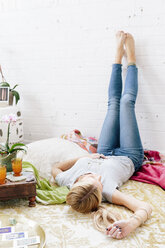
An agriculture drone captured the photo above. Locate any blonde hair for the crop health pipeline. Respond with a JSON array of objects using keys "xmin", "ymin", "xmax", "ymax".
[
  {"xmin": 66, "ymin": 182, "xmax": 102, "ymax": 213},
  {"xmin": 66, "ymin": 182, "xmax": 120, "ymax": 232}
]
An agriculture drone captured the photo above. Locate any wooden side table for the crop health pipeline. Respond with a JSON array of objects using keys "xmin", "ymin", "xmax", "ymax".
[{"xmin": 0, "ymin": 172, "xmax": 37, "ymax": 207}]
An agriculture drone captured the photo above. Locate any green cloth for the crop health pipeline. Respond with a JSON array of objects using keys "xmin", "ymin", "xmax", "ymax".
[{"xmin": 22, "ymin": 161, "xmax": 69, "ymax": 205}]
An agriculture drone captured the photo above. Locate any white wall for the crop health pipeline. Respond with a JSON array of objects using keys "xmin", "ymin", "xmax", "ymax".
[{"xmin": 0, "ymin": 0, "xmax": 165, "ymax": 152}]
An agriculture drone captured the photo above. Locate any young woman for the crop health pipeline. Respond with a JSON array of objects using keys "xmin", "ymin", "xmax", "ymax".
[{"xmin": 52, "ymin": 31, "xmax": 152, "ymax": 239}]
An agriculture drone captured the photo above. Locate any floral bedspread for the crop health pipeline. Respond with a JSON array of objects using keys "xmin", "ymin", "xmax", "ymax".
[{"xmin": 0, "ymin": 179, "xmax": 165, "ymax": 248}]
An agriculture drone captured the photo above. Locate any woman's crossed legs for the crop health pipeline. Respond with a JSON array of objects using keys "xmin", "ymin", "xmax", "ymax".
[{"xmin": 97, "ymin": 32, "xmax": 143, "ymax": 171}]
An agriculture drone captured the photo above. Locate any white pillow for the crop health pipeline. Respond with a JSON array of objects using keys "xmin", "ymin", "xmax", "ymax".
[{"xmin": 21, "ymin": 137, "xmax": 89, "ymax": 180}]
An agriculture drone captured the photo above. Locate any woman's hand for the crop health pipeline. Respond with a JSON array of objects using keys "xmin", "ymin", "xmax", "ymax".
[
  {"xmin": 87, "ymin": 153, "xmax": 107, "ymax": 159},
  {"xmin": 106, "ymin": 219, "xmax": 138, "ymax": 239}
]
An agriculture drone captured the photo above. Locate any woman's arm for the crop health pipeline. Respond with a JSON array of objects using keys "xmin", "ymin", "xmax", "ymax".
[
  {"xmin": 51, "ymin": 157, "xmax": 81, "ymax": 179},
  {"xmin": 51, "ymin": 153, "xmax": 106, "ymax": 179},
  {"xmin": 112, "ymin": 189, "xmax": 152, "ymax": 214},
  {"xmin": 106, "ymin": 189, "xmax": 152, "ymax": 239}
]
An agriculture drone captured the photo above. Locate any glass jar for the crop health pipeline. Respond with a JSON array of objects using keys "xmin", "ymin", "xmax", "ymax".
[
  {"xmin": 12, "ymin": 158, "xmax": 22, "ymax": 177},
  {"xmin": 0, "ymin": 165, "xmax": 7, "ymax": 184}
]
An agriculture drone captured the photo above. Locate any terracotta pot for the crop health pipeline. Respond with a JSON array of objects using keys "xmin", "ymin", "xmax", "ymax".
[
  {"xmin": 0, "ymin": 152, "xmax": 17, "ymax": 172},
  {"xmin": 0, "ymin": 166, "xmax": 6, "ymax": 184}
]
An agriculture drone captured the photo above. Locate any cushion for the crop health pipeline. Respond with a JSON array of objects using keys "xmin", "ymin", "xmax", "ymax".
[{"xmin": 21, "ymin": 137, "xmax": 89, "ymax": 180}]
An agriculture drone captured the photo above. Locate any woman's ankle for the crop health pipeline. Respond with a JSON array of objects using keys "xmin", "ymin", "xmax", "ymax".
[
  {"xmin": 114, "ymin": 59, "xmax": 122, "ymax": 64},
  {"xmin": 114, "ymin": 54, "xmax": 123, "ymax": 64},
  {"xmin": 127, "ymin": 62, "xmax": 136, "ymax": 67}
]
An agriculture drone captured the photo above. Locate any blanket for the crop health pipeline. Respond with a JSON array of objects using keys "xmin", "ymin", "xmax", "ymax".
[
  {"xmin": 22, "ymin": 161, "xmax": 69, "ymax": 205},
  {"xmin": 130, "ymin": 150, "xmax": 165, "ymax": 189},
  {"xmin": 62, "ymin": 130, "xmax": 165, "ymax": 189}
]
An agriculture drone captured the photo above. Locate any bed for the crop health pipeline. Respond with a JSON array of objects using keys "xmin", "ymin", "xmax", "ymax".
[
  {"xmin": 0, "ymin": 136, "xmax": 165, "ymax": 248},
  {"xmin": 0, "ymin": 179, "xmax": 165, "ymax": 248}
]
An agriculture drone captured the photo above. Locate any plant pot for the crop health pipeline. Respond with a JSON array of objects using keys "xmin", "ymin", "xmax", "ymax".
[
  {"xmin": 9, "ymin": 91, "xmax": 14, "ymax": 105},
  {"xmin": 0, "ymin": 165, "xmax": 7, "ymax": 184},
  {"xmin": 0, "ymin": 152, "xmax": 17, "ymax": 172}
]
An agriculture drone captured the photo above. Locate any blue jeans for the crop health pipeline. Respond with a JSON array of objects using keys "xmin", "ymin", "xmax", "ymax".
[{"xmin": 97, "ymin": 64, "xmax": 144, "ymax": 171}]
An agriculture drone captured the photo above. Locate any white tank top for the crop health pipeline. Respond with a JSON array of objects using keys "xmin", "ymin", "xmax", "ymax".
[{"xmin": 55, "ymin": 156, "xmax": 135, "ymax": 203}]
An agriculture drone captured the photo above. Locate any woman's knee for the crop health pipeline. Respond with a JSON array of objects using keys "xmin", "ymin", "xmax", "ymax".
[
  {"xmin": 108, "ymin": 97, "xmax": 120, "ymax": 108},
  {"xmin": 120, "ymin": 93, "xmax": 136, "ymax": 106}
]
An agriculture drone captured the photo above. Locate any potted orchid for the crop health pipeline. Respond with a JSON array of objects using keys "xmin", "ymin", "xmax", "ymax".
[{"xmin": 0, "ymin": 114, "xmax": 26, "ymax": 172}]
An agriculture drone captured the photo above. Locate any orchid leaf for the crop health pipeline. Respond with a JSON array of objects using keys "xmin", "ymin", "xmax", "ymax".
[
  {"xmin": 5, "ymin": 143, "xmax": 10, "ymax": 151},
  {"xmin": 10, "ymin": 148, "xmax": 27, "ymax": 153},
  {"xmin": 9, "ymin": 143, "xmax": 26, "ymax": 153}
]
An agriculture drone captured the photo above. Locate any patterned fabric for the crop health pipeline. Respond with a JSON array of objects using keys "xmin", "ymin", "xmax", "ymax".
[
  {"xmin": 61, "ymin": 129, "xmax": 98, "ymax": 153},
  {"xmin": 0, "ymin": 180, "xmax": 165, "ymax": 248}
]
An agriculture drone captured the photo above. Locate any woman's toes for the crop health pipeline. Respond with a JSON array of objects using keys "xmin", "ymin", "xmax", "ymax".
[
  {"xmin": 116, "ymin": 30, "xmax": 125, "ymax": 38},
  {"xmin": 115, "ymin": 31, "xmax": 127, "ymax": 63},
  {"xmin": 119, "ymin": 31, "xmax": 124, "ymax": 36},
  {"xmin": 123, "ymin": 33, "xmax": 127, "ymax": 40},
  {"xmin": 116, "ymin": 30, "xmax": 122, "ymax": 35},
  {"xmin": 125, "ymin": 33, "xmax": 135, "ymax": 43},
  {"xmin": 125, "ymin": 32, "xmax": 131, "ymax": 37}
]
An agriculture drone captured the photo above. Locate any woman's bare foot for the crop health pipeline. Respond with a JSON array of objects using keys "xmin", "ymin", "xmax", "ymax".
[
  {"xmin": 125, "ymin": 33, "xmax": 136, "ymax": 64},
  {"xmin": 115, "ymin": 31, "xmax": 126, "ymax": 64}
]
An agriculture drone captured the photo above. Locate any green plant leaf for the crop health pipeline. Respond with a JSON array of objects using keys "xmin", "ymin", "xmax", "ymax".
[
  {"xmin": 0, "ymin": 82, "xmax": 10, "ymax": 87},
  {"xmin": 11, "ymin": 90, "xmax": 20, "ymax": 104},
  {"xmin": 5, "ymin": 143, "xmax": 10, "ymax": 152},
  {"xmin": 9, "ymin": 143, "xmax": 26, "ymax": 153},
  {"xmin": 10, "ymin": 148, "xmax": 27, "ymax": 153},
  {"xmin": 11, "ymin": 84, "xmax": 19, "ymax": 90}
]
